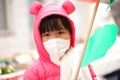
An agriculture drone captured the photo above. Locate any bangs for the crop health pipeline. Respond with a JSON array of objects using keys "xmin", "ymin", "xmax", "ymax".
[
  {"xmin": 39, "ymin": 15, "xmax": 72, "ymax": 35},
  {"xmin": 40, "ymin": 15, "xmax": 64, "ymax": 34}
]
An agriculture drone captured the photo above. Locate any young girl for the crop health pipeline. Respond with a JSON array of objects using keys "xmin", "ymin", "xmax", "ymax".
[{"xmin": 24, "ymin": 0, "xmax": 96, "ymax": 80}]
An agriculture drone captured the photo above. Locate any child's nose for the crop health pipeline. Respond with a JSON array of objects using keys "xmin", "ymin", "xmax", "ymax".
[
  {"xmin": 52, "ymin": 34, "xmax": 59, "ymax": 38},
  {"xmin": 50, "ymin": 31, "xmax": 61, "ymax": 39}
]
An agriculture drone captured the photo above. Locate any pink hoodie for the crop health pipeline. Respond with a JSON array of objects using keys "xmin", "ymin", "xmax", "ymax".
[{"xmin": 24, "ymin": 1, "xmax": 75, "ymax": 80}]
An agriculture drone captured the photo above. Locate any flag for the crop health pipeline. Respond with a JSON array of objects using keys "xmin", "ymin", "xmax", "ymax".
[
  {"xmin": 110, "ymin": 0, "xmax": 115, "ymax": 5},
  {"xmin": 108, "ymin": 0, "xmax": 115, "ymax": 8},
  {"xmin": 81, "ymin": 24, "xmax": 118, "ymax": 67},
  {"xmin": 106, "ymin": 0, "xmax": 115, "ymax": 10},
  {"xmin": 77, "ymin": 0, "xmax": 98, "ymax": 2}
]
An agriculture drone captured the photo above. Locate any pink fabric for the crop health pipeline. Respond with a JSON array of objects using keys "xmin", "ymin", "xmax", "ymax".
[
  {"xmin": 88, "ymin": 64, "xmax": 97, "ymax": 80},
  {"xmin": 24, "ymin": 59, "xmax": 60, "ymax": 80},
  {"xmin": 31, "ymin": 0, "xmax": 75, "ymax": 62},
  {"xmin": 24, "ymin": 1, "xmax": 75, "ymax": 80}
]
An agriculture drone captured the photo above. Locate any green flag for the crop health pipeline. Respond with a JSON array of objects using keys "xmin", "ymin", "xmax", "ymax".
[
  {"xmin": 107, "ymin": 0, "xmax": 115, "ymax": 10},
  {"xmin": 110, "ymin": 0, "xmax": 115, "ymax": 5},
  {"xmin": 81, "ymin": 24, "xmax": 118, "ymax": 67}
]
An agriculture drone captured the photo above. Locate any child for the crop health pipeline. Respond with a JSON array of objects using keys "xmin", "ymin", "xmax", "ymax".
[{"xmin": 24, "ymin": 0, "xmax": 96, "ymax": 80}]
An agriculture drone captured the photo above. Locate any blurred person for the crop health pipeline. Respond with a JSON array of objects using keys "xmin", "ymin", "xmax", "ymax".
[
  {"xmin": 111, "ymin": 0, "xmax": 120, "ymax": 35},
  {"xmin": 103, "ymin": 1, "xmax": 120, "ymax": 80}
]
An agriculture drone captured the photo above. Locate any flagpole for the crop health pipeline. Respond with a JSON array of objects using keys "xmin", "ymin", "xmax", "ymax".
[{"xmin": 73, "ymin": 0, "xmax": 100, "ymax": 79}]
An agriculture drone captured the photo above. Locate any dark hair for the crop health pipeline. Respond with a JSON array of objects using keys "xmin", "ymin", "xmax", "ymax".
[{"xmin": 39, "ymin": 15, "xmax": 72, "ymax": 35}]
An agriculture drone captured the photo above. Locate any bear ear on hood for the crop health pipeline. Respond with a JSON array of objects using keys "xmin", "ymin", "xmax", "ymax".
[
  {"xmin": 62, "ymin": 0, "xmax": 75, "ymax": 14},
  {"xmin": 30, "ymin": 1, "xmax": 43, "ymax": 15}
]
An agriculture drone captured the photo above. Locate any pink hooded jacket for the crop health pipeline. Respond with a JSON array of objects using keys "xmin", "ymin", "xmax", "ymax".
[
  {"xmin": 24, "ymin": 1, "xmax": 75, "ymax": 80},
  {"xmin": 24, "ymin": 0, "xmax": 96, "ymax": 80}
]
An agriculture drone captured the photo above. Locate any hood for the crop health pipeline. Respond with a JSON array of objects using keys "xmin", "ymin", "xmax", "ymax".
[{"xmin": 30, "ymin": 0, "xmax": 76, "ymax": 62}]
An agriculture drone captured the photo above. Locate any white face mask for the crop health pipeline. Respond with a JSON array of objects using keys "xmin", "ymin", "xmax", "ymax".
[{"xmin": 43, "ymin": 38, "xmax": 70, "ymax": 66}]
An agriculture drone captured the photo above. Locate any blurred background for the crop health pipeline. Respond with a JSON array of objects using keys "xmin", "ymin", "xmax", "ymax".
[{"xmin": 0, "ymin": 0, "xmax": 120, "ymax": 80}]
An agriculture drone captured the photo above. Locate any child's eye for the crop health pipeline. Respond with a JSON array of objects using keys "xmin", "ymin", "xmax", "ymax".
[
  {"xmin": 42, "ymin": 33, "xmax": 50, "ymax": 37},
  {"xmin": 58, "ymin": 31, "xmax": 65, "ymax": 34}
]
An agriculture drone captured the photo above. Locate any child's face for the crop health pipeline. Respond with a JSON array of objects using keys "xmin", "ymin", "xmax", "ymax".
[
  {"xmin": 41, "ymin": 27, "xmax": 70, "ymax": 42},
  {"xmin": 42, "ymin": 26, "xmax": 71, "ymax": 65}
]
